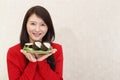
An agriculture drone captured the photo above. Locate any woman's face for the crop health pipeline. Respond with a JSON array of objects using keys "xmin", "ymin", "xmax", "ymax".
[{"xmin": 26, "ymin": 14, "xmax": 48, "ymax": 43}]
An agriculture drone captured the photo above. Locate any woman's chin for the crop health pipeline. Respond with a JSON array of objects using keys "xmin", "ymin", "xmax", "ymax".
[
  {"xmin": 33, "ymin": 38, "xmax": 42, "ymax": 41},
  {"xmin": 31, "ymin": 36, "xmax": 42, "ymax": 42}
]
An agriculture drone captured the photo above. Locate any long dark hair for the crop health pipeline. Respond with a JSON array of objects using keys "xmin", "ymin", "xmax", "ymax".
[{"xmin": 20, "ymin": 5, "xmax": 56, "ymax": 71}]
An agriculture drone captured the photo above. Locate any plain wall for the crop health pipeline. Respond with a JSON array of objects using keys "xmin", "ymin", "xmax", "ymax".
[{"xmin": 1, "ymin": 0, "xmax": 120, "ymax": 80}]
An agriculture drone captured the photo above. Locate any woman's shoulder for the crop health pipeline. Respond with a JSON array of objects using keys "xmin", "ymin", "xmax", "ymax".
[
  {"xmin": 7, "ymin": 43, "xmax": 21, "ymax": 56},
  {"xmin": 51, "ymin": 42, "xmax": 63, "ymax": 51},
  {"xmin": 51, "ymin": 42, "xmax": 63, "ymax": 59},
  {"xmin": 51, "ymin": 42, "xmax": 62, "ymax": 48},
  {"xmin": 7, "ymin": 43, "xmax": 25, "ymax": 65},
  {"xmin": 8, "ymin": 43, "xmax": 21, "ymax": 51},
  {"xmin": 51, "ymin": 42, "xmax": 63, "ymax": 52}
]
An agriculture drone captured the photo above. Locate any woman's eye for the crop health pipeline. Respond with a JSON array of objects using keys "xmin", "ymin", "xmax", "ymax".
[
  {"xmin": 30, "ymin": 23, "xmax": 36, "ymax": 25},
  {"xmin": 41, "ymin": 24, "xmax": 46, "ymax": 26}
]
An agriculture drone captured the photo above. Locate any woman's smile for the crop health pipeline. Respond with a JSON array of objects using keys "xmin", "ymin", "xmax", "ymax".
[{"xmin": 33, "ymin": 32, "xmax": 42, "ymax": 37}]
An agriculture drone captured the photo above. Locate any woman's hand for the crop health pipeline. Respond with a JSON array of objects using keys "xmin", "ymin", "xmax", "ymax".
[
  {"xmin": 20, "ymin": 49, "xmax": 57, "ymax": 62},
  {"xmin": 35, "ymin": 49, "xmax": 57, "ymax": 61},
  {"xmin": 20, "ymin": 49, "xmax": 37, "ymax": 62}
]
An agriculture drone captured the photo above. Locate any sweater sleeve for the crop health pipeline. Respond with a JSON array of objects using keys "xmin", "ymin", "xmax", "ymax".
[
  {"xmin": 7, "ymin": 48, "xmax": 37, "ymax": 80},
  {"xmin": 37, "ymin": 44, "xmax": 63, "ymax": 80}
]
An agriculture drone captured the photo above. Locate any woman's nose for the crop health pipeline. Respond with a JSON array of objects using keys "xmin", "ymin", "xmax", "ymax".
[{"xmin": 35, "ymin": 26, "xmax": 40, "ymax": 31}]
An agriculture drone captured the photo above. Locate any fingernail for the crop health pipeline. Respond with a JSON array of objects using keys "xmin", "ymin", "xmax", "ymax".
[{"xmin": 20, "ymin": 50, "xmax": 23, "ymax": 52}]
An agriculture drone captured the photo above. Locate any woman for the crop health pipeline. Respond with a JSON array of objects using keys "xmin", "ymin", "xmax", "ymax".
[{"xmin": 7, "ymin": 5, "xmax": 63, "ymax": 80}]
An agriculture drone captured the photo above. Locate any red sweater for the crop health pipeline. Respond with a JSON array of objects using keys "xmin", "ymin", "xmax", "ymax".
[{"xmin": 7, "ymin": 43, "xmax": 63, "ymax": 80}]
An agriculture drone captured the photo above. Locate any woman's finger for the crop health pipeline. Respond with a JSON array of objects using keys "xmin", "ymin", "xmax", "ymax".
[{"xmin": 52, "ymin": 49, "xmax": 57, "ymax": 53}]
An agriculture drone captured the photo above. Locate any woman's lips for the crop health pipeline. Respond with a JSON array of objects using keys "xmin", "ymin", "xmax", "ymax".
[{"xmin": 33, "ymin": 33, "xmax": 41, "ymax": 37}]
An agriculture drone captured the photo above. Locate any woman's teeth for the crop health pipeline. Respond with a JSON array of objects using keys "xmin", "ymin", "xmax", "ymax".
[{"xmin": 33, "ymin": 33, "xmax": 41, "ymax": 37}]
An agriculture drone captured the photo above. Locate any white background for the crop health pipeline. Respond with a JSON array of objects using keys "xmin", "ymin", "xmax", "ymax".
[{"xmin": 0, "ymin": 0, "xmax": 120, "ymax": 80}]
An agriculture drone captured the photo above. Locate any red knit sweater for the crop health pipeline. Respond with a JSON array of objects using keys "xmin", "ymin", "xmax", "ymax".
[{"xmin": 7, "ymin": 43, "xmax": 63, "ymax": 80}]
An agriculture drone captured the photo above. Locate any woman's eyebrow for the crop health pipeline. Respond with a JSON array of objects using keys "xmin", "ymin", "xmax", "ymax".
[{"xmin": 29, "ymin": 20, "xmax": 36, "ymax": 22}]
